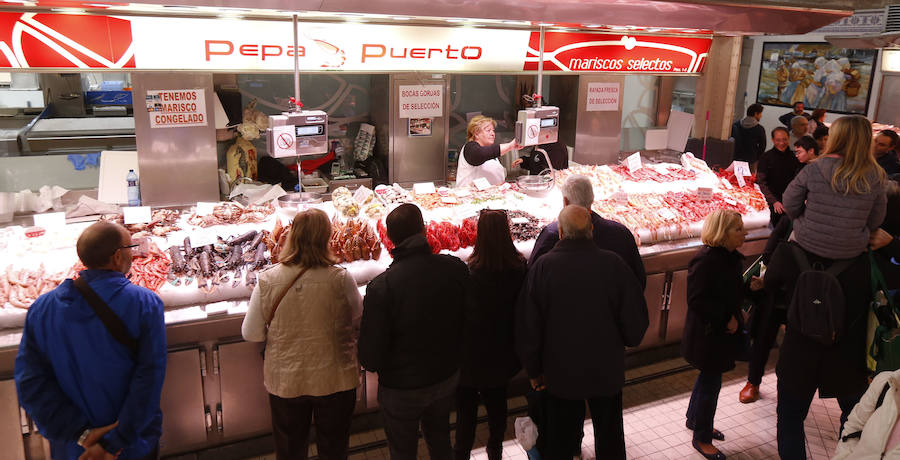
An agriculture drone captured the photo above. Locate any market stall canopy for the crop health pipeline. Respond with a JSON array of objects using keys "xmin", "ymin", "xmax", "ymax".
[
  {"xmin": 825, "ymin": 4, "xmax": 900, "ymax": 48},
  {"xmin": 0, "ymin": 0, "xmax": 851, "ymax": 35}
]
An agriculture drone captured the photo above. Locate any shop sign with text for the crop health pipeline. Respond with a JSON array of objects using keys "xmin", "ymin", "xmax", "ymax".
[
  {"xmin": 146, "ymin": 89, "xmax": 207, "ymax": 128},
  {"xmin": 0, "ymin": 12, "xmax": 711, "ymax": 73}
]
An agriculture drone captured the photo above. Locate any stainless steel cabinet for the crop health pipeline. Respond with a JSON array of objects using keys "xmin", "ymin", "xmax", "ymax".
[
  {"xmin": 216, "ymin": 341, "xmax": 270, "ymax": 440},
  {"xmin": 636, "ymin": 273, "xmax": 668, "ymax": 349},
  {"xmin": 666, "ymin": 270, "xmax": 690, "ymax": 344},
  {"xmin": 159, "ymin": 348, "xmax": 208, "ymax": 456}
]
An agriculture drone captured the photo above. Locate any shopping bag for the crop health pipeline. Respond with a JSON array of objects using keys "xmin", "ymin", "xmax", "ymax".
[{"xmin": 867, "ymin": 250, "xmax": 900, "ymax": 372}]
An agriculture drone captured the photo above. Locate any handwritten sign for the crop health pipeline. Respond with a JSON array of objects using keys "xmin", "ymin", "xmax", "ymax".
[
  {"xmin": 586, "ymin": 82, "xmax": 620, "ymax": 111},
  {"xmin": 511, "ymin": 217, "xmax": 529, "ymax": 224},
  {"xmin": 613, "ymin": 190, "xmax": 629, "ymax": 205},
  {"xmin": 732, "ymin": 161, "xmax": 752, "ymax": 177},
  {"xmin": 413, "ymin": 182, "xmax": 437, "ymax": 195},
  {"xmin": 440, "ymin": 195, "xmax": 458, "ymax": 204},
  {"xmin": 189, "ymin": 230, "xmax": 217, "ymax": 248},
  {"xmin": 720, "ymin": 178, "xmax": 734, "ymax": 190},
  {"xmin": 658, "ymin": 208, "xmax": 677, "ymax": 221},
  {"xmin": 736, "ymin": 174, "xmax": 746, "ymax": 187},
  {"xmin": 398, "ymin": 85, "xmax": 443, "ymax": 118},
  {"xmin": 697, "ymin": 187, "xmax": 712, "ymax": 201},
  {"xmin": 123, "ymin": 206, "xmax": 151, "ymax": 225},
  {"xmin": 626, "ymin": 152, "xmax": 642, "ymax": 173},
  {"xmin": 195, "ymin": 202, "xmax": 218, "ymax": 216},
  {"xmin": 473, "ymin": 177, "xmax": 492, "ymax": 191},
  {"xmin": 146, "ymin": 89, "xmax": 207, "ymax": 128},
  {"xmin": 32, "ymin": 212, "xmax": 66, "ymax": 230}
]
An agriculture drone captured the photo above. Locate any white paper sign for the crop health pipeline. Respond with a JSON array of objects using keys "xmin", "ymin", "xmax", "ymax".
[
  {"xmin": 195, "ymin": 202, "xmax": 218, "ymax": 216},
  {"xmin": 271, "ymin": 125, "xmax": 296, "ymax": 158},
  {"xmin": 455, "ymin": 188, "xmax": 471, "ymax": 197},
  {"xmin": 720, "ymin": 177, "xmax": 734, "ymax": 190},
  {"xmin": 33, "ymin": 212, "xmax": 66, "ymax": 229},
  {"xmin": 440, "ymin": 195, "xmax": 458, "ymax": 204},
  {"xmin": 586, "ymin": 82, "xmax": 620, "ymax": 111},
  {"xmin": 499, "ymin": 182, "xmax": 511, "ymax": 191},
  {"xmin": 731, "ymin": 161, "xmax": 752, "ymax": 177},
  {"xmin": 697, "ymin": 187, "xmax": 713, "ymax": 201},
  {"xmin": 613, "ymin": 190, "xmax": 629, "ymax": 205},
  {"xmin": 511, "ymin": 217, "xmax": 529, "ymax": 224},
  {"xmin": 413, "ymin": 182, "xmax": 437, "ymax": 195},
  {"xmin": 123, "ymin": 206, "xmax": 152, "ymax": 224},
  {"xmin": 473, "ymin": 177, "xmax": 492, "ymax": 191},
  {"xmin": 399, "ymin": 85, "xmax": 443, "ymax": 118},
  {"xmin": 626, "ymin": 152, "xmax": 642, "ymax": 173},
  {"xmin": 190, "ymin": 230, "xmax": 217, "ymax": 248},
  {"xmin": 736, "ymin": 174, "xmax": 746, "ymax": 187},
  {"xmin": 658, "ymin": 208, "xmax": 677, "ymax": 221},
  {"xmin": 724, "ymin": 197, "xmax": 737, "ymax": 206},
  {"xmin": 146, "ymin": 89, "xmax": 207, "ymax": 128},
  {"xmin": 647, "ymin": 197, "xmax": 662, "ymax": 207}
]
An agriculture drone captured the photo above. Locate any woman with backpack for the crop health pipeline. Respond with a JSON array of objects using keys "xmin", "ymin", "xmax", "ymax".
[
  {"xmin": 682, "ymin": 209, "xmax": 763, "ymax": 460},
  {"xmin": 766, "ymin": 115, "xmax": 887, "ymax": 460},
  {"xmin": 454, "ymin": 209, "xmax": 527, "ymax": 460},
  {"xmin": 241, "ymin": 209, "xmax": 363, "ymax": 460}
]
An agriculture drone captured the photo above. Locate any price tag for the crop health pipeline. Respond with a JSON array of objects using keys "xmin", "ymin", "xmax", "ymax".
[
  {"xmin": 499, "ymin": 182, "xmax": 511, "ymax": 191},
  {"xmin": 613, "ymin": 190, "xmax": 629, "ymax": 205},
  {"xmin": 658, "ymin": 208, "xmax": 677, "ymax": 221},
  {"xmin": 732, "ymin": 161, "xmax": 752, "ymax": 177},
  {"xmin": 413, "ymin": 182, "xmax": 437, "ymax": 195},
  {"xmin": 626, "ymin": 152, "xmax": 642, "ymax": 173},
  {"xmin": 440, "ymin": 195, "xmax": 458, "ymax": 204},
  {"xmin": 724, "ymin": 197, "xmax": 737, "ymax": 206},
  {"xmin": 32, "ymin": 212, "xmax": 66, "ymax": 230},
  {"xmin": 736, "ymin": 174, "xmax": 746, "ymax": 187},
  {"xmin": 190, "ymin": 230, "xmax": 217, "ymax": 248},
  {"xmin": 697, "ymin": 187, "xmax": 713, "ymax": 201},
  {"xmin": 473, "ymin": 177, "xmax": 492, "ymax": 191},
  {"xmin": 647, "ymin": 197, "xmax": 662, "ymax": 207},
  {"xmin": 511, "ymin": 217, "xmax": 529, "ymax": 224},
  {"xmin": 720, "ymin": 177, "xmax": 734, "ymax": 190},
  {"xmin": 123, "ymin": 206, "xmax": 151, "ymax": 225},
  {"xmin": 195, "ymin": 202, "xmax": 217, "ymax": 216},
  {"xmin": 455, "ymin": 188, "xmax": 471, "ymax": 197}
]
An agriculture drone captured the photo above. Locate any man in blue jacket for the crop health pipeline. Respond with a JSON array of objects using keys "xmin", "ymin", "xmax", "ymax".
[{"xmin": 15, "ymin": 221, "xmax": 166, "ymax": 460}]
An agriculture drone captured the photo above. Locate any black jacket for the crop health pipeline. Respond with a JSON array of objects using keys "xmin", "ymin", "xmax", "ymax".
[
  {"xmin": 358, "ymin": 234, "xmax": 473, "ymax": 389},
  {"xmin": 529, "ymin": 211, "xmax": 646, "ymax": 289},
  {"xmin": 757, "ymin": 147, "xmax": 801, "ymax": 207},
  {"xmin": 517, "ymin": 238, "xmax": 648, "ymax": 399},
  {"xmin": 779, "ymin": 110, "xmax": 806, "ymax": 127},
  {"xmin": 681, "ymin": 246, "xmax": 745, "ymax": 373},
  {"xmin": 731, "ymin": 119, "xmax": 766, "ymax": 164},
  {"xmin": 460, "ymin": 265, "xmax": 526, "ymax": 388}
]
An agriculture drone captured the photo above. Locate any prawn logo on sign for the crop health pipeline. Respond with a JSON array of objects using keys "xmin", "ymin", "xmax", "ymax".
[{"xmin": 0, "ymin": 12, "xmax": 135, "ymax": 68}]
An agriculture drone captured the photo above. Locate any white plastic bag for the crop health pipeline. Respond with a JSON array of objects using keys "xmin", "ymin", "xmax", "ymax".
[{"xmin": 515, "ymin": 416, "xmax": 539, "ymax": 450}]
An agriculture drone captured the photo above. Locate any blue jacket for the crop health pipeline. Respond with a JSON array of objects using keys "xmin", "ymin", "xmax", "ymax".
[{"xmin": 14, "ymin": 269, "xmax": 166, "ymax": 459}]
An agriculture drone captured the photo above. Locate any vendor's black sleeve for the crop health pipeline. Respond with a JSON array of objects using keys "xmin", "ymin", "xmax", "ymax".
[{"xmin": 462, "ymin": 141, "xmax": 501, "ymax": 167}]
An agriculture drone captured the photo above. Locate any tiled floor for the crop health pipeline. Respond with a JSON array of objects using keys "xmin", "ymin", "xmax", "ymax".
[{"xmin": 245, "ymin": 351, "xmax": 846, "ymax": 460}]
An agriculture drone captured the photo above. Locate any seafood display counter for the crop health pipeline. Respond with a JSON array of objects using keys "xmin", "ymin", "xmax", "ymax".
[{"xmin": 0, "ymin": 154, "xmax": 772, "ymax": 457}]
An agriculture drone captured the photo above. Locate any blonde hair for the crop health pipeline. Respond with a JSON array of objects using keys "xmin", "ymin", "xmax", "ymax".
[
  {"xmin": 825, "ymin": 115, "xmax": 885, "ymax": 195},
  {"xmin": 701, "ymin": 209, "xmax": 743, "ymax": 248},
  {"xmin": 466, "ymin": 115, "xmax": 496, "ymax": 142},
  {"xmin": 279, "ymin": 208, "xmax": 335, "ymax": 268}
]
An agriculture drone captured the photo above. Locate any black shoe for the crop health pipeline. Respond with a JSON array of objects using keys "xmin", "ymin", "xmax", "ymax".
[
  {"xmin": 685, "ymin": 420, "xmax": 725, "ymax": 441},
  {"xmin": 692, "ymin": 439, "xmax": 726, "ymax": 460}
]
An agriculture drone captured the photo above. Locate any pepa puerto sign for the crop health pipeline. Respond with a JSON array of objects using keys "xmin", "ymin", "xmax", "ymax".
[{"xmin": 0, "ymin": 12, "xmax": 711, "ymax": 73}]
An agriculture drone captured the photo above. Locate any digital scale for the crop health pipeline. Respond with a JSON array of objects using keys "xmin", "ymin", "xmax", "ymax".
[
  {"xmin": 515, "ymin": 105, "xmax": 560, "ymax": 147},
  {"xmin": 266, "ymin": 110, "xmax": 329, "ymax": 158}
]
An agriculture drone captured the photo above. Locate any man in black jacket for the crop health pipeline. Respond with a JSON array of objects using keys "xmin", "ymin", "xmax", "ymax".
[
  {"xmin": 731, "ymin": 103, "xmax": 766, "ymax": 171},
  {"xmin": 359, "ymin": 203, "xmax": 471, "ymax": 460},
  {"xmin": 778, "ymin": 101, "xmax": 806, "ymax": 127},
  {"xmin": 757, "ymin": 126, "xmax": 801, "ymax": 229},
  {"xmin": 517, "ymin": 205, "xmax": 648, "ymax": 460}
]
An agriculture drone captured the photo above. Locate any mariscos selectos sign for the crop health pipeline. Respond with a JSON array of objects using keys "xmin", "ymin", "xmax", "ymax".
[{"xmin": 0, "ymin": 12, "xmax": 712, "ymax": 73}]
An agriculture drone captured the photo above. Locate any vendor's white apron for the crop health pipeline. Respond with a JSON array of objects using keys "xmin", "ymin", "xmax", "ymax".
[{"xmin": 455, "ymin": 144, "xmax": 506, "ymax": 187}]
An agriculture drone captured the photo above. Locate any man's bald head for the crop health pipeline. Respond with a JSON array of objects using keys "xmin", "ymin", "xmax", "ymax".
[
  {"xmin": 558, "ymin": 205, "xmax": 593, "ymax": 240},
  {"xmin": 77, "ymin": 221, "xmax": 130, "ymax": 269}
]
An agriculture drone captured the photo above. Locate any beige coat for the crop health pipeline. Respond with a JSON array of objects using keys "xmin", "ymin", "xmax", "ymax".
[
  {"xmin": 242, "ymin": 263, "xmax": 362, "ymax": 398},
  {"xmin": 834, "ymin": 369, "xmax": 900, "ymax": 460}
]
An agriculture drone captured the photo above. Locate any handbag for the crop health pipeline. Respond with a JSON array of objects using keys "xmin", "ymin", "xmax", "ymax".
[
  {"xmin": 260, "ymin": 267, "xmax": 308, "ymax": 359},
  {"xmin": 866, "ymin": 250, "xmax": 900, "ymax": 372}
]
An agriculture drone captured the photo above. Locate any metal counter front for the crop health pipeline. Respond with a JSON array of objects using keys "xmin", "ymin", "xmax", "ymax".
[{"xmin": 0, "ymin": 228, "xmax": 769, "ymax": 459}]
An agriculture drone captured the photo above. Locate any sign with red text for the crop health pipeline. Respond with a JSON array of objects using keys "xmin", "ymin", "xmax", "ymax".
[
  {"xmin": 398, "ymin": 85, "xmax": 443, "ymax": 118},
  {"xmin": 145, "ymin": 89, "xmax": 207, "ymax": 128},
  {"xmin": 0, "ymin": 12, "xmax": 711, "ymax": 74},
  {"xmin": 586, "ymin": 82, "xmax": 620, "ymax": 111}
]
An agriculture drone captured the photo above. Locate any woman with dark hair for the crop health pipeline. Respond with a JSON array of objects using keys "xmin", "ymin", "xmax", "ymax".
[
  {"xmin": 454, "ymin": 209, "xmax": 527, "ymax": 460},
  {"xmin": 242, "ymin": 209, "xmax": 362, "ymax": 460}
]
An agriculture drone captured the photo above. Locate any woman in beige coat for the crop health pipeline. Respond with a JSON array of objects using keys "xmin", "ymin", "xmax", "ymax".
[{"xmin": 242, "ymin": 208, "xmax": 362, "ymax": 460}]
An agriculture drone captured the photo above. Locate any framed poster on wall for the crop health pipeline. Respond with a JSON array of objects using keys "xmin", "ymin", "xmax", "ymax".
[{"xmin": 756, "ymin": 42, "xmax": 878, "ymax": 115}]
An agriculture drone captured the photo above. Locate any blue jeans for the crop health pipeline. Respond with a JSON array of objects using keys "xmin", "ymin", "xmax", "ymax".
[
  {"xmin": 685, "ymin": 371, "xmax": 722, "ymax": 443},
  {"xmin": 776, "ymin": 379, "xmax": 863, "ymax": 460}
]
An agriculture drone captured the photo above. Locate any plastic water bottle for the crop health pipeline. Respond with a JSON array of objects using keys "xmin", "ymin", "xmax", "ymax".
[{"xmin": 126, "ymin": 169, "xmax": 141, "ymax": 206}]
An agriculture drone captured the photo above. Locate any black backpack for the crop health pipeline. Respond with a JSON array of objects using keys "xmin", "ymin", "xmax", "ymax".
[{"xmin": 786, "ymin": 244, "xmax": 854, "ymax": 345}]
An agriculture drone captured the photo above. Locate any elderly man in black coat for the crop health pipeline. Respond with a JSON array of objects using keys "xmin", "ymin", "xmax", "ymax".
[{"xmin": 517, "ymin": 205, "xmax": 648, "ymax": 460}]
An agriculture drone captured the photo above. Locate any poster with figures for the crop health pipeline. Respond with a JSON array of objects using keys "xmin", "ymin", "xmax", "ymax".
[{"xmin": 756, "ymin": 42, "xmax": 878, "ymax": 115}]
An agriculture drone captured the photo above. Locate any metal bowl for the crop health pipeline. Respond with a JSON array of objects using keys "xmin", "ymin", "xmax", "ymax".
[
  {"xmin": 516, "ymin": 174, "xmax": 553, "ymax": 191},
  {"xmin": 277, "ymin": 192, "xmax": 322, "ymax": 209}
]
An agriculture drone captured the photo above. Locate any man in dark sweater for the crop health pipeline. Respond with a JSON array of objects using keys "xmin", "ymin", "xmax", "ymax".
[
  {"xmin": 778, "ymin": 101, "xmax": 806, "ymax": 128},
  {"xmin": 359, "ymin": 204, "xmax": 472, "ymax": 460},
  {"xmin": 517, "ymin": 205, "xmax": 648, "ymax": 460},
  {"xmin": 874, "ymin": 129, "xmax": 900, "ymax": 176},
  {"xmin": 757, "ymin": 126, "xmax": 801, "ymax": 228},
  {"xmin": 731, "ymin": 103, "xmax": 767, "ymax": 171}
]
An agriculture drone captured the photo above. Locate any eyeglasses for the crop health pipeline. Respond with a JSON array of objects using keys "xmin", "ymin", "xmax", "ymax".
[{"xmin": 118, "ymin": 244, "xmax": 139, "ymax": 253}]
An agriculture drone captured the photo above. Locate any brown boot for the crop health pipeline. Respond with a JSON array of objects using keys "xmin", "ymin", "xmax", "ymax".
[{"xmin": 739, "ymin": 382, "xmax": 759, "ymax": 403}]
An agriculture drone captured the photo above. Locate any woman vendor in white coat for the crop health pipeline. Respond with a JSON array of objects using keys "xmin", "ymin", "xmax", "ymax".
[{"xmin": 456, "ymin": 115, "xmax": 521, "ymax": 187}]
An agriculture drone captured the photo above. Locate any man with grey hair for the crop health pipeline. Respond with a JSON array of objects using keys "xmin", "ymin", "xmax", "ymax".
[
  {"xmin": 530, "ymin": 174, "xmax": 645, "ymax": 289},
  {"xmin": 789, "ymin": 115, "xmax": 809, "ymax": 149},
  {"xmin": 517, "ymin": 205, "xmax": 648, "ymax": 460}
]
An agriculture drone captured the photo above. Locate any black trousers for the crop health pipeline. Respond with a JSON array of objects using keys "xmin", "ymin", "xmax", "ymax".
[
  {"xmin": 685, "ymin": 371, "xmax": 723, "ymax": 443},
  {"xmin": 747, "ymin": 307, "xmax": 787, "ymax": 385},
  {"xmin": 377, "ymin": 373, "xmax": 458, "ymax": 460},
  {"xmin": 454, "ymin": 385, "xmax": 508, "ymax": 460},
  {"xmin": 268, "ymin": 389, "xmax": 356, "ymax": 460},
  {"xmin": 544, "ymin": 391, "xmax": 625, "ymax": 460},
  {"xmin": 776, "ymin": 380, "xmax": 864, "ymax": 460}
]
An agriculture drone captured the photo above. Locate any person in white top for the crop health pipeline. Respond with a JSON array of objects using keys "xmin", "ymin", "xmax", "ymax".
[
  {"xmin": 455, "ymin": 115, "xmax": 520, "ymax": 187},
  {"xmin": 834, "ymin": 369, "xmax": 900, "ymax": 460}
]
